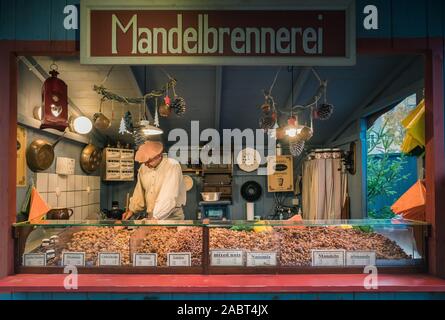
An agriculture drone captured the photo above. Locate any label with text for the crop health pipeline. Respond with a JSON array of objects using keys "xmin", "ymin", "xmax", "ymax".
[
  {"xmin": 311, "ymin": 249, "xmax": 345, "ymax": 267},
  {"xmin": 23, "ymin": 253, "xmax": 47, "ymax": 266},
  {"xmin": 246, "ymin": 252, "xmax": 277, "ymax": 267},
  {"xmin": 98, "ymin": 252, "xmax": 121, "ymax": 266},
  {"xmin": 210, "ymin": 250, "xmax": 244, "ymax": 266},
  {"xmin": 167, "ymin": 253, "xmax": 191, "ymax": 267},
  {"xmin": 346, "ymin": 251, "xmax": 376, "ymax": 266},
  {"xmin": 133, "ymin": 253, "xmax": 157, "ymax": 267},
  {"xmin": 62, "ymin": 252, "xmax": 86, "ymax": 267}
]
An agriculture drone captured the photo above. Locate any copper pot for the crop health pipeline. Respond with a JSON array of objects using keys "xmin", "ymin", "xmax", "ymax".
[
  {"xmin": 26, "ymin": 135, "xmax": 64, "ymax": 172},
  {"xmin": 46, "ymin": 208, "xmax": 73, "ymax": 220}
]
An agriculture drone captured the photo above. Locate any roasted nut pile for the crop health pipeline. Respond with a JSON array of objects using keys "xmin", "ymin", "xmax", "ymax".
[
  {"xmin": 210, "ymin": 227, "xmax": 409, "ymax": 266},
  {"xmin": 137, "ymin": 227, "xmax": 202, "ymax": 266},
  {"xmin": 64, "ymin": 227, "xmax": 133, "ymax": 266},
  {"xmin": 40, "ymin": 226, "xmax": 410, "ymax": 268}
]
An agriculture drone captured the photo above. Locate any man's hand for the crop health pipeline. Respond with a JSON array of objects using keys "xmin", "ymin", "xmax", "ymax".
[{"xmin": 122, "ymin": 210, "xmax": 134, "ymax": 220}]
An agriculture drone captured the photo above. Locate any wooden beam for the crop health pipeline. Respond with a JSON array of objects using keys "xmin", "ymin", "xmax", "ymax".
[
  {"xmin": 327, "ymin": 56, "xmax": 418, "ymax": 144},
  {"xmin": 214, "ymin": 66, "xmax": 223, "ymax": 131}
]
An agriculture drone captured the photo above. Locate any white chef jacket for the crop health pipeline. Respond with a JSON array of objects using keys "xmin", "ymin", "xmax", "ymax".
[{"xmin": 128, "ymin": 157, "xmax": 186, "ymax": 220}]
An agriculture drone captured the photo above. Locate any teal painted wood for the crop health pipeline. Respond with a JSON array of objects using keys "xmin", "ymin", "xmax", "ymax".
[
  {"xmin": 1, "ymin": 0, "xmax": 445, "ymax": 41},
  {"xmin": 50, "ymin": 0, "xmax": 68, "ymax": 41},
  {"xmin": 5, "ymin": 292, "xmax": 445, "ymax": 300},
  {"xmin": 14, "ymin": 0, "xmax": 51, "ymax": 41},
  {"xmin": 392, "ymin": 0, "xmax": 427, "ymax": 38},
  {"xmin": 426, "ymin": 0, "xmax": 444, "ymax": 38},
  {"xmin": 0, "ymin": 0, "xmax": 15, "ymax": 40},
  {"xmin": 65, "ymin": 0, "xmax": 80, "ymax": 41}
]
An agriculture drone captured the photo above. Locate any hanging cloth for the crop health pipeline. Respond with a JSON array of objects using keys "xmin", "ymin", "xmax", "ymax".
[{"xmin": 401, "ymin": 99, "xmax": 425, "ymax": 154}]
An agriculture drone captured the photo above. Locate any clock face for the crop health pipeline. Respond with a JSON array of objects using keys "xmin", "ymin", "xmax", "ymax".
[{"xmin": 237, "ymin": 148, "xmax": 261, "ymax": 172}]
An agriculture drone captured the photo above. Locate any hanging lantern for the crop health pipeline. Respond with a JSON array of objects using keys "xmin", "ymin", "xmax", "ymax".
[{"xmin": 40, "ymin": 64, "xmax": 68, "ymax": 132}]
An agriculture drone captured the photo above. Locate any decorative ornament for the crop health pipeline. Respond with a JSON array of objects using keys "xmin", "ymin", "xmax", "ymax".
[
  {"xmin": 259, "ymin": 97, "xmax": 277, "ymax": 131},
  {"xmin": 314, "ymin": 103, "xmax": 334, "ymax": 120},
  {"xmin": 118, "ymin": 117, "xmax": 128, "ymax": 135},
  {"xmin": 164, "ymin": 95, "xmax": 171, "ymax": 106},
  {"xmin": 154, "ymin": 98, "xmax": 160, "ymax": 127},
  {"xmin": 289, "ymin": 139, "xmax": 305, "ymax": 157},
  {"xmin": 297, "ymin": 126, "xmax": 313, "ymax": 141},
  {"xmin": 171, "ymin": 96, "xmax": 187, "ymax": 116},
  {"xmin": 41, "ymin": 63, "xmax": 68, "ymax": 132},
  {"xmin": 124, "ymin": 111, "xmax": 134, "ymax": 133},
  {"xmin": 159, "ymin": 101, "xmax": 171, "ymax": 117}
]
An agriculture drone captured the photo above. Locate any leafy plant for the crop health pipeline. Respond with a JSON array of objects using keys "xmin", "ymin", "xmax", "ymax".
[{"xmin": 367, "ymin": 120, "xmax": 410, "ymax": 219}]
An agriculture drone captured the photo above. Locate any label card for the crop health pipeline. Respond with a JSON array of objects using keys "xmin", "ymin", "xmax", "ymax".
[
  {"xmin": 167, "ymin": 253, "xmax": 191, "ymax": 267},
  {"xmin": 62, "ymin": 252, "xmax": 85, "ymax": 266},
  {"xmin": 210, "ymin": 250, "xmax": 244, "ymax": 266},
  {"xmin": 311, "ymin": 250, "xmax": 345, "ymax": 267},
  {"xmin": 346, "ymin": 251, "xmax": 376, "ymax": 266},
  {"xmin": 98, "ymin": 253, "xmax": 121, "ymax": 266},
  {"xmin": 23, "ymin": 253, "xmax": 47, "ymax": 266},
  {"xmin": 246, "ymin": 252, "xmax": 277, "ymax": 267},
  {"xmin": 133, "ymin": 253, "xmax": 157, "ymax": 267}
]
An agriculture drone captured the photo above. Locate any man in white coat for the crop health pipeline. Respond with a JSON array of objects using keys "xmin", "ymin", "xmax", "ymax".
[{"xmin": 122, "ymin": 141, "xmax": 186, "ymax": 220}]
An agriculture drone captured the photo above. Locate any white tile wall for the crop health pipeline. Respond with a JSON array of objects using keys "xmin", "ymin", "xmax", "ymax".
[
  {"xmin": 57, "ymin": 175, "xmax": 67, "ymax": 192},
  {"xmin": 74, "ymin": 191, "xmax": 82, "ymax": 207},
  {"xmin": 47, "ymin": 193, "xmax": 57, "ymax": 208},
  {"xmin": 35, "ymin": 173, "xmax": 101, "ymax": 219},
  {"xmin": 36, "ymin": 173, "xmax": 48, "ymax": 192},
  {"xmin": 67, "ymin": 175, "xmax": 75, "ymax": 191},
  {"xmin": 48, "ymin": 174, "xmax": 57, "ymax": 192},
  {"xmin": 58, "ymin": 191, "xmax": 67, "ymax": 208}
]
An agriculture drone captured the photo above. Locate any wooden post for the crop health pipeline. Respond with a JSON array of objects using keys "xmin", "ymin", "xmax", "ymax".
[
  {"xmin": 0, "ymin": 42, "xmax": 17, "ymax": 277},
  {"xmin": 424, "ymin": 39, "xmax": 445, "ymax": 278}
]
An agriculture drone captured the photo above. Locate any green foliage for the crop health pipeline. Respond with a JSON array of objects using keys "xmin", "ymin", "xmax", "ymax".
[{"xmin": 367, "ymin": 121, "xmax": 410, "ymax": 219}]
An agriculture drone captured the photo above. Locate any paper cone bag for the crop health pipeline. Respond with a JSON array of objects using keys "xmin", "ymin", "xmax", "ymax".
[
  {"xmin": 391, "ymin": 180, "xmax": 426, "ymax": 220},
  {"xmin": 28, "ymin": 187, "xmax": 50, "ymax": 222}
]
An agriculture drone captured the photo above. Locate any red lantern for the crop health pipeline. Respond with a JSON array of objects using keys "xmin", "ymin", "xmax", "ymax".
[{"xmin": 40, "ymin": 65, "xmax": 68, "ymax": 132}]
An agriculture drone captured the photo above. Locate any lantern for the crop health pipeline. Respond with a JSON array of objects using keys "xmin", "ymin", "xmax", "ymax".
[{"xmin": 40, "ymin": 64, "xmax": 68, "ymax": 132}]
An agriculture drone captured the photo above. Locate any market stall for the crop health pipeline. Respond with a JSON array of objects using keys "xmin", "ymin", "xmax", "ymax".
[{"xmin": 1, "ymin": 0, "xmax": 445, "ymax": 299}]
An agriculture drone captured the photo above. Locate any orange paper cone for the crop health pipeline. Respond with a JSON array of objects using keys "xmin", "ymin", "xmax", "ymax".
[
  {"xmin": 391, "ymin": 180, "xmax": 426, "ymax": 221},
  {"xmin": 28, "ymin": 187, "xmax": 50, "ymax": 222}
]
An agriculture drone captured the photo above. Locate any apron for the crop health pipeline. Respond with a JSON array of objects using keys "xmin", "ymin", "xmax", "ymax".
[{"xmin": 131, "ymin": 207, "xmax": 184, "ymax": 220}]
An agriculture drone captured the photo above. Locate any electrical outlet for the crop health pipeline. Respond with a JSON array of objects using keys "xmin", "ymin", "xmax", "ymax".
[{"xmin": 292, "ymin": 198, "xmax": 299, "ymax": 205}]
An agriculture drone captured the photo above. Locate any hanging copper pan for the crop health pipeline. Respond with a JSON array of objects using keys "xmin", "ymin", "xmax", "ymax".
[
  {"xmin": 80, "ymin": 144, "xmax": 102, "ymax": 174},
  {"xmin": 26, "ymin": 135, "xmax": 64, "ymax": 172}
]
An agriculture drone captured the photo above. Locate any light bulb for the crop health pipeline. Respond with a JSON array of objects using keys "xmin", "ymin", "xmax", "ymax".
[
  {"xmin": 285, "ymin": 127, "xmax": 298, "ymax": 137},
  {"xmin": 72, "ymin": 116, "xmax": 93, "ymax": 134}
]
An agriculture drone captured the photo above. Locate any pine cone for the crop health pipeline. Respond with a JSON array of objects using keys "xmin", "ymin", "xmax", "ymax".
[
  {"xmin": 171, "ymin": 97, "xmax": 186, "ymax": 116},
  {"xmin": 315, "ymin": 103, "xmax": 334, "ymax": 120},
  {"xmin": 259, "ymin": 111, "xmax": 277, "ymax": 130},
  {"xmin": 289, "ymin": 139, "xmax": 305, "ymax": 157}
]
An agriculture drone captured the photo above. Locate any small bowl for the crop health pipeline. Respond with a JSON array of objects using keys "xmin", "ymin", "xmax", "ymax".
[{"xmin": 201, "ymin": 192, "xmax": 221, "ymax": 202}]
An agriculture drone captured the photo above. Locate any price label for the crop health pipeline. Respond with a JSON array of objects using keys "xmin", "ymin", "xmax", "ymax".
[
  {"xmin": 311, "ymin": 250, "xmax": 345, "ymax": 267},
  {"xmin": 246, "ymin": 252, "xmax": 277, "ymax": 267},
  {"xmin": 346, "ymin": 251, "xmax": 376, "ymax": 266},
  {"xmin": 210, "ymin": 250, "xmax": 244, "ymax": 266},
  {"xmin": 133, "ymin": 253, "xmax": 157, "ymax": 267},
  {"xmin": 23, "ymin": 253, "xmax": 47, "ymax": 266},
  {"xmin": 167, "ymin": 253, "xmax": 191, "ymax": 267},
  {"xmin": 62, "ymin": 252, "xmax": 85, "ymax": 266},
  {"xmin": 98, "ymin": 253, "xmax": 121, "ymax": 266}
]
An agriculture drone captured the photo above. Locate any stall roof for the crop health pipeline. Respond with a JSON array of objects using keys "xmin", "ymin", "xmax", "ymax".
[{"xmin": 29, "ymin": 54, "xmax": 424, "ymax": 147}]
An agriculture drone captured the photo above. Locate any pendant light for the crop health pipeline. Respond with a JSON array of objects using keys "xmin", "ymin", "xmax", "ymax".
[{"xmin": 71, "ymin": 115, "xmax": 93, "ymax": 134}]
